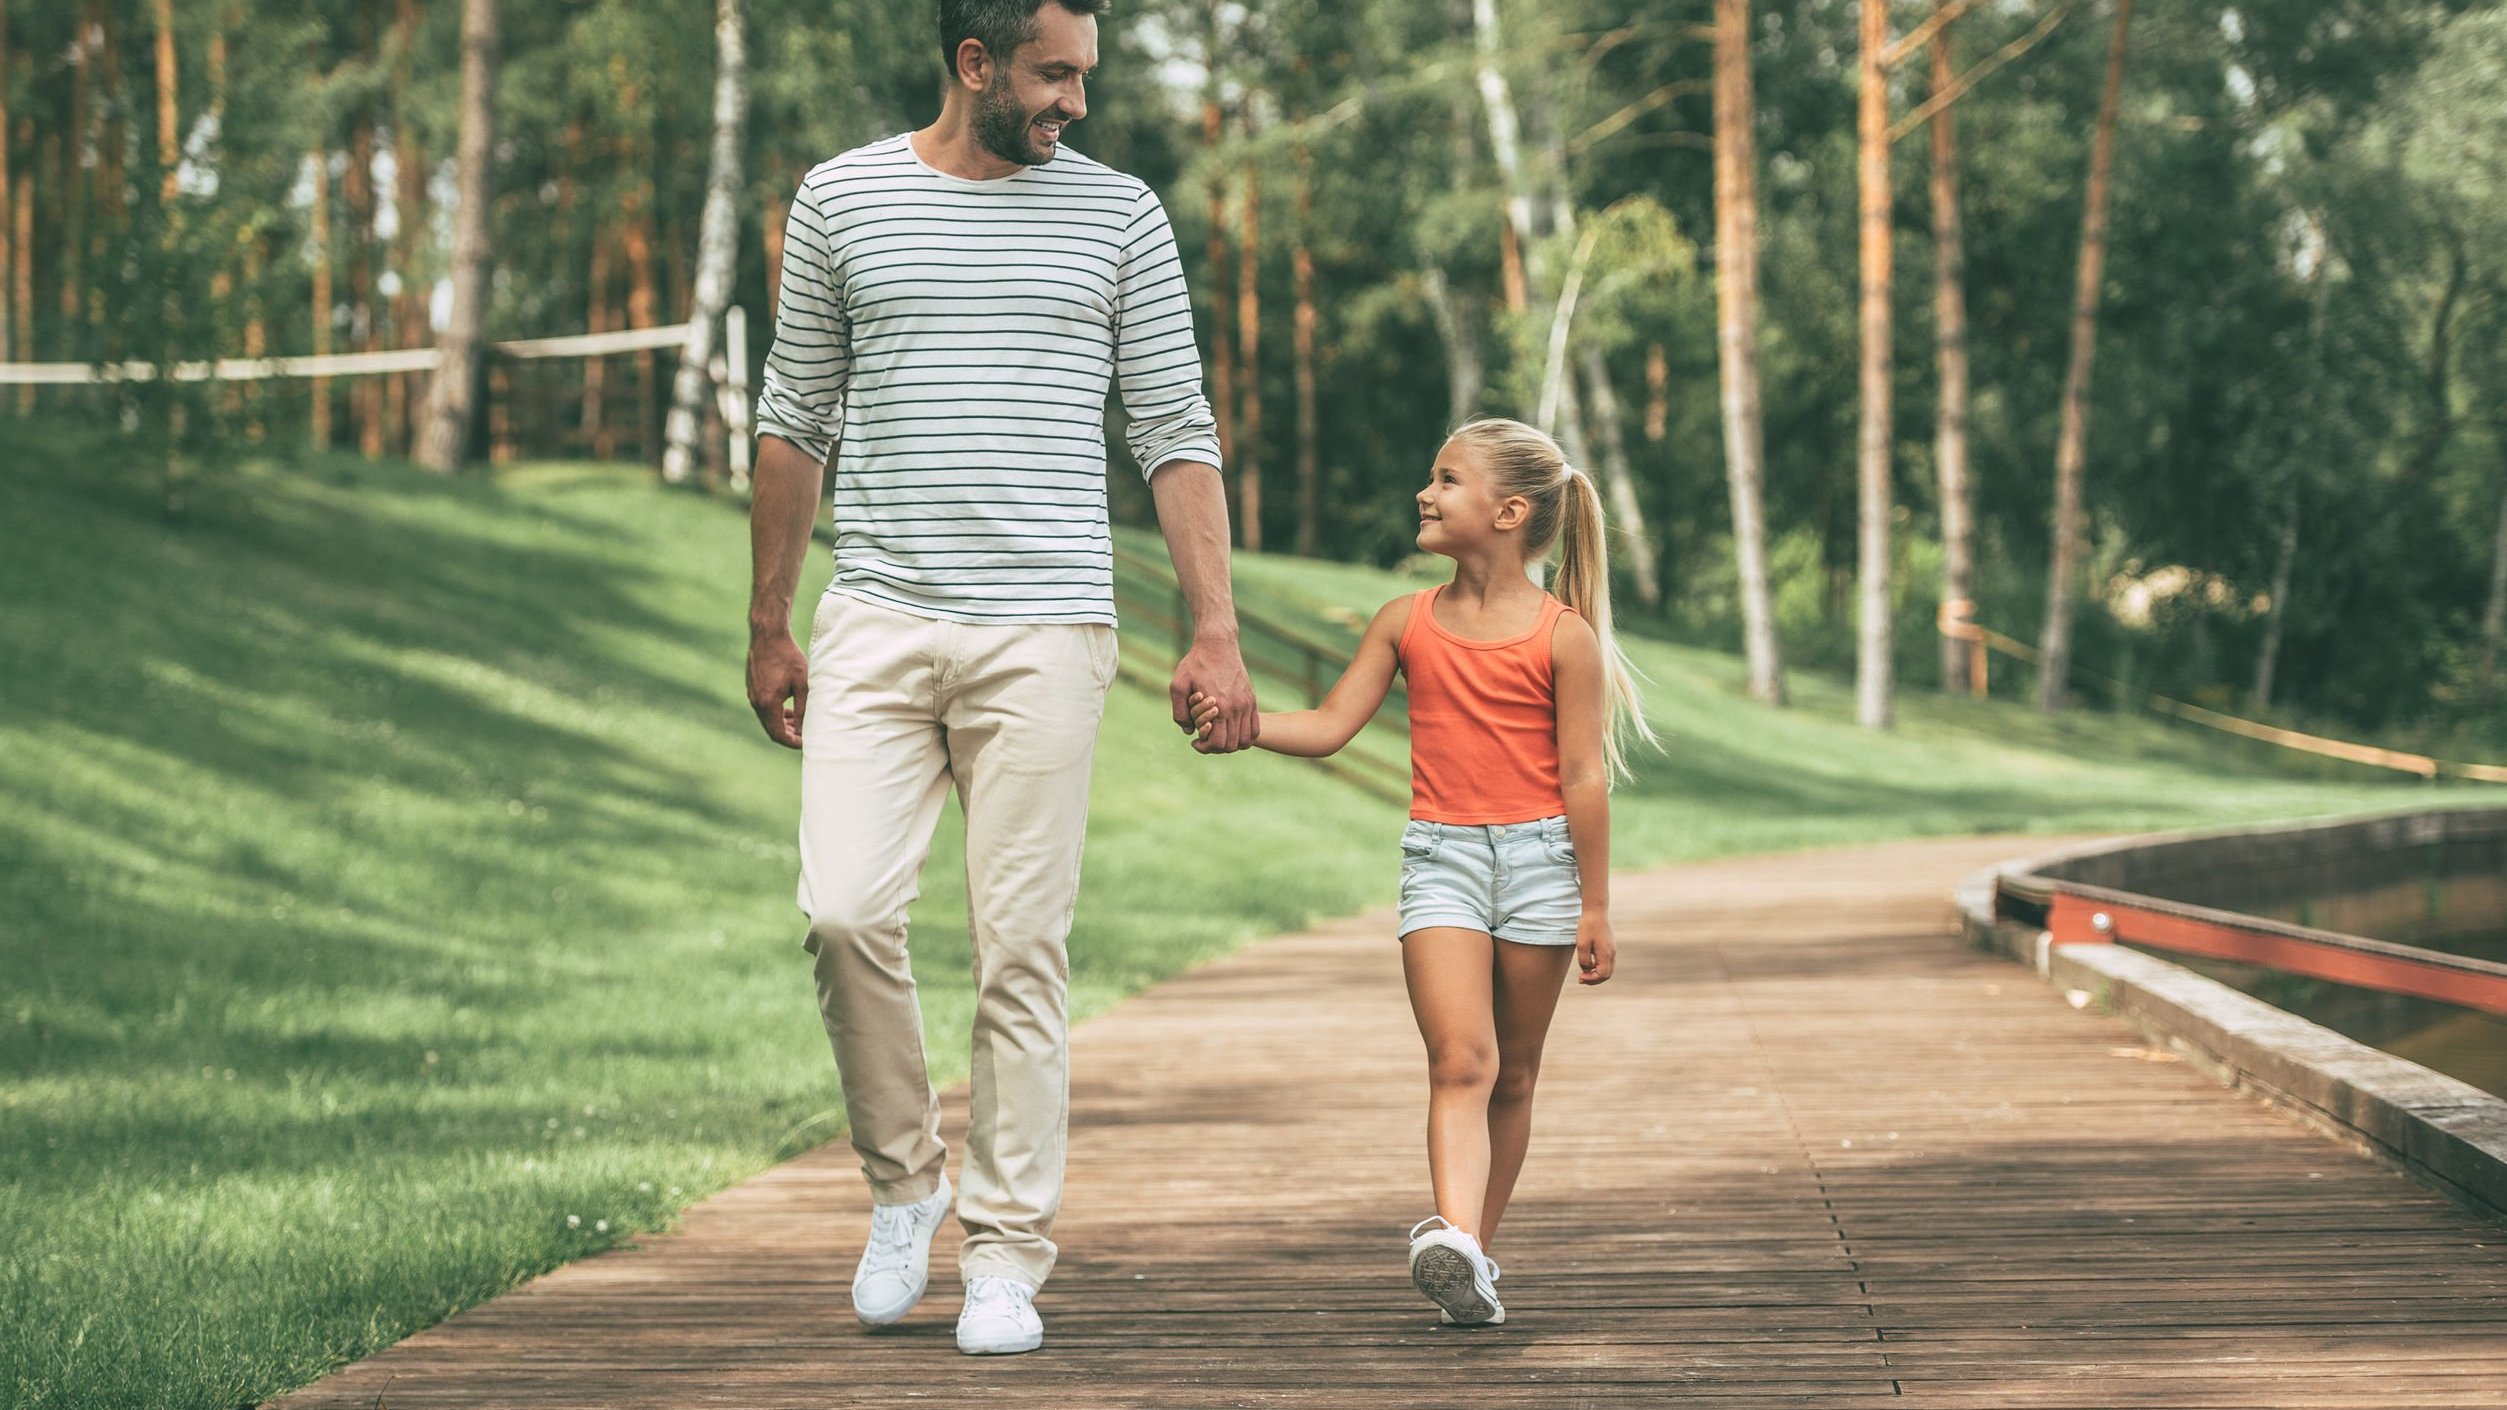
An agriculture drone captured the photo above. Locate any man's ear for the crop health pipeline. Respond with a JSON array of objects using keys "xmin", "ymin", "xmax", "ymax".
[{"xmin": 954, "ymin": 38, "xmax": 994, "ymax": 92}]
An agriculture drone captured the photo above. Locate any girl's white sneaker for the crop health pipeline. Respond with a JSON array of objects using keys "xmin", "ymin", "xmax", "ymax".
[
  {"xmin": 1407, "ymin": 1216, "xmax": 1504, "ymax": 1326},
  {"xmin": 956, "ymin": 1275, "xmax": 1045, "ymax": 1355},
  {"xmin": 851, "ymin": 1174, "xmax": 953, "ymax": 1326}
]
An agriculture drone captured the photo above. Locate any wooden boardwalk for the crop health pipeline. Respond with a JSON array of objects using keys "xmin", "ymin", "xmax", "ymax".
[{"xmin": 272, "ymin": 837, "xmax": 2507, "ymax": 1408}]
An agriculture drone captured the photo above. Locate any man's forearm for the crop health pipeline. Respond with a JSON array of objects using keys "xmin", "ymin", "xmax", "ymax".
[
  {"xmin": 1149, "ymin": 461, "xmax": 1239, "ymax": 643},
  {"xmin": 750, "ymin": 434, "xmax": 828, "ymax": 638}
]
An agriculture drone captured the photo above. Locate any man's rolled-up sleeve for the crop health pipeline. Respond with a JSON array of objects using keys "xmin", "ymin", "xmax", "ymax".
[
  {"xmin": 1112, "ymin": 186, "xmax": 1223, "ymax": 480},
  {"xmin": 754, "ymin": 184, "xmax": 848, "ymax": 466}
]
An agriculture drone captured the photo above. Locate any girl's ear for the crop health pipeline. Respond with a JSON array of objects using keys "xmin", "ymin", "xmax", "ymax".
[{"xmin": 1494, "ymin": 495, "xmax": 1531, "ymax": 532}]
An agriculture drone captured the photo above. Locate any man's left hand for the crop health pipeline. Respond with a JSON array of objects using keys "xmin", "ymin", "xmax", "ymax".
[{"xmin": 1173, "ymin": 640, "xmax": 1256, "ymax": 753}]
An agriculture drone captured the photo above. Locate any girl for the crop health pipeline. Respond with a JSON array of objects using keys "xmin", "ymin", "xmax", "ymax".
[{"xmin": 1192, "ymin": 417, "xmax": 1655, "ymax": 1327}]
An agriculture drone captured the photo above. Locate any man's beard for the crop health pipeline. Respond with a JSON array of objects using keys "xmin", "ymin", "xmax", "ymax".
[{"xmin": 974, "ymin": 74, "xmax": 1059, "ymax": 167}]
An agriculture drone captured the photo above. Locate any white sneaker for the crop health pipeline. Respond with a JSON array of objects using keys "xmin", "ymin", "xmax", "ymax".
[
  {"xmin": 956, "ymin": 1275, "xmax": 1044, "ymax": 1355},
  {"xmin": 851, "ymin": 1174, "xmax": 952, "ymax": 1327},
  {"xmin": 1408, "ymin": 1216, "xmax": 1504, "ymax": 1326}
]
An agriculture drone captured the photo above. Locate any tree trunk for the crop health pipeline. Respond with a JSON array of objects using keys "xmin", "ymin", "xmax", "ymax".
[
  {"xmin": 1237, "ymin": 156, "xmax": 1262, "ymax": 552},
  {"xmin": 585, "ymin": 229, "xmax": 612, "ymax": 458},
  {"xmin": 1425, "ymin": 15, "xmax": 1487, "ymax": 428},
  {"xmin": 1201, "ymin": 16, "xmax": 1235, "ymax": 466},
  {"xmin": 1421, "ymin": 265, "xmax": 1483, "ymax": 427},
  {"xmin": 662, "ymin": 0, "xmax": 749, "ymax": 486},
  {"xmin": 394, "ymin": 0, "xmax": 427, "ymax": 453},
  {"xmin": 624, "ymin": 178, "xmax": 659, "ymax": 465},
  {"xmin": 1929, "ymin": 6, "xmax": 1977, "ymax": 697},
  {"xmin": 2403, "ymin": 231, "xmax": 2465, "ymax": 487},
  {"xmin": 1474, "ymin": 0, "xmax": 1545, "ymax": 303},
  {"xmin": 2480, "ymin": 479, "xmax": 2507, "ymax": 710},
  {"xmin": 2251, "ymin": 487, "xmax": 2298, "ymax": 711},
  {"xmin": 310, "ymin": 146, "xmax": 333, "ymax": 449},
  {"xmin": 1291, "ymin": 139, "xmax": 1319, "ymax": 557},
  {"xmin": 416, "ymin": 0, "xmax": 498, "ymax": 473},
  {"xmin": 1644, "ymin": 342, "xmax": 1669, "ymax": 443},
  {"xmin": 763, "ymin": 189, "xmax": 788, "ymax": 312},
  {"xmin": 1578, "ymin": 343, "xmax": 1662, "ymax": 606},
  {"xmin": 2036, "ymin": 0, "xmax": 2133, "ymax": 714},
  {"xmin": 154, "ymin": 0, "xmax": 178, "ymax": 205},
  {"xmin": 241, "ymin": 232, "xmax": 264, "ymax": 441},
  {"xmin": 1855, "ymin": 0, "xmax": 1895, "ymax": 730},
  {"xmin": 63, "ymin": 9, "xmax": 91, "ymax": 342},
  {"xmin": 11, "ymin": 125, "xmax": 30, "ymax": 410},
  {"xmin": 1, "ymin": 0, "xmax": 12, "ymax": 366},
  {"xmin": 348, "ymin": 115, "xmax": 383, "ymax": 458},
  {"xmin": 1497, "ymin": 221, "xmax": 1529, "ymax": 317},
  {"xmin": 1714, "ymin": 0, "xmax": 1784, "ymax": 705}
]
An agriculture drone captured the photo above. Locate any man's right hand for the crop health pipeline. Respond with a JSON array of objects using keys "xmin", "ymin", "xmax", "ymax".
[{"xmin": 748, "ymin": 631, "xmax": 811, "ymax": 749}]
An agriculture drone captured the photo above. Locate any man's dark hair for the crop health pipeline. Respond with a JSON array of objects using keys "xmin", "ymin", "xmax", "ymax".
[{"xmin": 938, "ymin": 0, "xmax": 1109, "ymax": 83}]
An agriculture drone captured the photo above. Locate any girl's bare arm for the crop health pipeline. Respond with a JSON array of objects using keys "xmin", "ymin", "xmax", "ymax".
[
  {"xmin": 1197, "ymin": 596, "xmax": 1413, "ymax": 758},
  {"xmin": 1551, "ymin": 612, "xmax": 1616, "ymax": 982}
]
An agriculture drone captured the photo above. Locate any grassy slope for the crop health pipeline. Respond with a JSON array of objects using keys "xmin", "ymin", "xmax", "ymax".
[{"xmin": 0, "ymin": 432, "xmax": 2443, "ymax": 1408}]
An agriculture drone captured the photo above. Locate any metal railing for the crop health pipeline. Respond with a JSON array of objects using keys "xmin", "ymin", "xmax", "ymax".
[{"xmin": 1996, "ymin": 868, "xmax": 2507, "ymax": 1018}]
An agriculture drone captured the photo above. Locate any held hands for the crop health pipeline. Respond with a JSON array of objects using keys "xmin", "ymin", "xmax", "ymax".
[
  {"xmin": 748, "ymin": 630, "xmax": 810, "ymax": 750},
  {"xmin": 1187, "ymin": 690, "xmax": 1255, "ymax": 751},
  {"xmin": 1174, "ymin": 640, "xmax": 1257, "ymax": 753},
  {"xmin": 1575, "ymin": 913, "xmax": 1617, "ymax": 986}
]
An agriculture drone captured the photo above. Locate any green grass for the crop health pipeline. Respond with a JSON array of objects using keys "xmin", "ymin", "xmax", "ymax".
[{"xmin": 0, "ymin": 424, "xmax": 2463, "ymax": 1409}]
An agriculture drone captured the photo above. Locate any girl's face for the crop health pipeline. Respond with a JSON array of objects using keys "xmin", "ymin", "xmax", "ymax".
[{"xmin": 1415, "ymin": 439, "xmax": 1523, "ymax": 557}]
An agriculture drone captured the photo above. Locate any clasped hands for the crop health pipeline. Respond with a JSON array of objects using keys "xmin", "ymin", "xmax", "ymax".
[{"xmin": 1171, "ymin": 641, "xmax": 1258, "ymax": 755}]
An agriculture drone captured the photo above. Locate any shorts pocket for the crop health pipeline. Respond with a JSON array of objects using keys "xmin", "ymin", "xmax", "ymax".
[
  {"xmin": 1400, "ymin": 821, "xmax": 1443, "ymax": 862},
  {"xmin": 1543, "ymin": 821, "xmax": 1577, "ymax": 866}
]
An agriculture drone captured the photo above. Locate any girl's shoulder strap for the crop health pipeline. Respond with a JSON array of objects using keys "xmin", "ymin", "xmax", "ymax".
[{"xmin": 1396, "ymin": 586, "xmax": 1439, "ymax": 656}]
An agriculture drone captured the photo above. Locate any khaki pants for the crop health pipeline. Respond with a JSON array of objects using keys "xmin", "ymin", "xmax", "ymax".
[{"xmin": 796, "ymin": 589, "xmax": 1116, "ymax": 1289}]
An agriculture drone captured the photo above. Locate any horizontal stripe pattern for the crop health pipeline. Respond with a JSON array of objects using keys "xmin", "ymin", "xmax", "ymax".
[{"xmin": 754, "ymin": 133, "xmax": 1222, "ymax": 626}]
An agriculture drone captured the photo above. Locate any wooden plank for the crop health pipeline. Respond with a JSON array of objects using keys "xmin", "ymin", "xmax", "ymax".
[{"xmin": 268, "ymin": 835, "xmax": 2507, "ymax": 1409}]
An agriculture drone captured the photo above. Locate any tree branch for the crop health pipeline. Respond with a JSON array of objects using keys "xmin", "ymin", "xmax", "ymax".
[
  {"xmin": 1889, "ymin": 0, "xmax": 2078, "ymax": 143},
  {"xmin": 1569, "ymin": 79, "xmax": 1712, "ymax": 156},
  {"xmin": 1881, "ymin": 0, "xmax": 1986, "ymax": 70}
]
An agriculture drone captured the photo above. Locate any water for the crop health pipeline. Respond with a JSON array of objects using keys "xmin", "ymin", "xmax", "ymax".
[{"xmin": 2146, "ymin": 932, "xmax": 2507, "ymax": 1100}]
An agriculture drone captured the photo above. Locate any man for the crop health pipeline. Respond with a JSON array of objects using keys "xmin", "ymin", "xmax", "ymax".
[{"xmin": 745, "ymin": 0, "xmax": 1257, "ymax": 1359}]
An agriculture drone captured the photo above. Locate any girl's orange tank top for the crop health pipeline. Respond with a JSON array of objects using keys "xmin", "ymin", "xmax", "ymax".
[{"xmin": 1395, "ymin": 585, "xmax": 1575, "ymax": 824}]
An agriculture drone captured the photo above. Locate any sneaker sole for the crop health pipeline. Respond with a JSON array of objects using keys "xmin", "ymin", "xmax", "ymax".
[
  {"xmin": 957, "ymin": 1331, "xmax": 1044, "ymax": 1355},
  {"xmin": 852, "ymin": 1285, "xmax": 924, "ymax": 1328},
  {"xmin": 1410, "ymin": 1244, "xmax": 1496, "ymax": 1325}
]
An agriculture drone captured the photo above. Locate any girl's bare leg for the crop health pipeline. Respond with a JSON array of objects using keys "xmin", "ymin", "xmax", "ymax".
[
  {"xmin": 1401, "ymin": 927, "xmax": 1499, "ymax": 1238},
  {"xmin": 1480, "ymin": 939, "xmax": 1576, "ymax": 1246}
]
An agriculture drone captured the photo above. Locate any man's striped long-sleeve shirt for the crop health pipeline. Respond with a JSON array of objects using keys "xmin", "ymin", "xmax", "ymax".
[{"xmin": 754, "ymin": 133, "xmax": 1223, "ymax": 627}]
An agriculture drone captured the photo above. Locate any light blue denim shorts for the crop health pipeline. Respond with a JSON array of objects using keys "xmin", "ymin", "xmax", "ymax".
[{"xmin": 1397, "ymin": 815, "xmax": 1583, "ymax": 945}]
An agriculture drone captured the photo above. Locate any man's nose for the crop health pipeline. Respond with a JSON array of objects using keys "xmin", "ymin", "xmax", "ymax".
[{"xmin": 1062, "ymin": 87, "xmax": 1088, "ymax": 121}]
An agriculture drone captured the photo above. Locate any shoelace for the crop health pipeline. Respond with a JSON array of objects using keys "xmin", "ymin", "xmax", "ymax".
[
  {"xmin": 859, "ymin": 1198, "xmax": 927, "ymax": 1276},
  {"xmin": 964, "ymin": 1276, "xmax": 1032, "ymax": 1317}
]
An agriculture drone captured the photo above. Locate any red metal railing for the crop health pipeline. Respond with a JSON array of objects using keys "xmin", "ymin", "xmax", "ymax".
[{"xmin": 1997, "ymin": 872, "xmax": 2507, "ymax": 1017}]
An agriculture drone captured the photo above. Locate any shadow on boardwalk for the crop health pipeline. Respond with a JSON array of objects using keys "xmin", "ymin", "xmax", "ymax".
[{"xmin": 271, "ymin": 837, "xmax": 2507, "ymax": 1409}]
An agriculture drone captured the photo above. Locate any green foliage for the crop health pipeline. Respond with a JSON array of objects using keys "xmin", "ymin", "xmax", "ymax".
[{"xmin": 8, "ymin": 0, "xmax": 2504, "ymax": 725}]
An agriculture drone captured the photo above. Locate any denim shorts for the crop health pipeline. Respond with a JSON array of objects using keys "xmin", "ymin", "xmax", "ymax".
[{"xmin": 1397, "ymin": 816, "xmax": 1583, "ymax": 946}]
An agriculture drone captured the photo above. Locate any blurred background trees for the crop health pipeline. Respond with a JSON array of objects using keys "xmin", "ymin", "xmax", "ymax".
[{"xmin": 6, "ymin": 0, "xmax": 2504, "ymax": 744}]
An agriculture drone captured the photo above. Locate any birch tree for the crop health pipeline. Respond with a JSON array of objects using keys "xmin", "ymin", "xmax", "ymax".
[
  {"xmin": 416, "ymin": 0, "xmax": 498, "ymax": 472},
  {"xmin": 1715, "ymin": 0, "xmax": 1785, "ymax": 705},
  {"xmin": 662, "ymin": 0, "xmax": 748, "ymax": 486}
]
